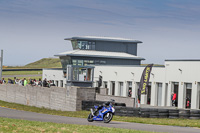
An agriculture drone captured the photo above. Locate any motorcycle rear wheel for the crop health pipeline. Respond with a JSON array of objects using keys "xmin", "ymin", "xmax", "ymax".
[
  {"xmin": 103, "ymin": 113, "xmax": 113, "ymax": 123},
  {"xmin": 87, "ymin": 113, "xmax": 94, "ymax": 122}
]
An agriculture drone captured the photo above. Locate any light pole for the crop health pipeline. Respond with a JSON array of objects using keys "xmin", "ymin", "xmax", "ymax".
[{"xmin": 0, "ymin": 50, "xmax": 3, "ymax": 80}]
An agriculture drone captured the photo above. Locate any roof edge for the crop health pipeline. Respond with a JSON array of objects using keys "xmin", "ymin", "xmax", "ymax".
[{"xmin": 64, "ymin": 36, "xmax": 142, "ymax": 43}]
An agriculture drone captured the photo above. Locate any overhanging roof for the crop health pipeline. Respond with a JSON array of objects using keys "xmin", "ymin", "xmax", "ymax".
[
  {"xmin": 64, "ymin": 36, "xmax": 142, "ymax": 43},
  {"xmin": 55, "ymin": 50, "xmax": 145, "ymax": 60}
]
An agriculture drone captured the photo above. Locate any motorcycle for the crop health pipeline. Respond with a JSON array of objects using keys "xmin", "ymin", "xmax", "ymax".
[{"xmin": 87, "ymin": 103, "xmax": 115, "ymax": 123}]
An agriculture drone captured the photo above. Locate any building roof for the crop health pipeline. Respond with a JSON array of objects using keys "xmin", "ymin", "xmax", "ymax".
[
  {"xmin": 55, "ymin": 50, "xmax": 145, "ymax": 60},
  {"xmin": 165, "ymin": 59, "xmax": 200, "ymax": 61},
  {"xmin": 64, "ymin": 36, "xmax": 142, "ymax": 43}
]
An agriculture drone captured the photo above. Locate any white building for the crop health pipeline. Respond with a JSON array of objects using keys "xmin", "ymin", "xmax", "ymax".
[{"xmin": 43, "ymin": 37, "xmax": 200, "ymax": 110}]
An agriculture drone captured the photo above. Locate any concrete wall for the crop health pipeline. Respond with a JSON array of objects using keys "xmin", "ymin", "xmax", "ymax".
[
  {"xmin": 96, "ymin": 93, "xmax": 135, "ymax": 107},
  {"xmin": 0, "ymin": 84, "xmax": 95, "ymax": 111}
]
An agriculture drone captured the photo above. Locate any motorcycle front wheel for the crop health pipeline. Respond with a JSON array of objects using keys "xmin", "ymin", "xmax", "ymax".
[
  {"xmin": 87, "ymin": 113, "xmax": 94, "ymax": 122},
  {"xmin": 103, "ymin": 113, "xmax": 113, "ymax": 123}
]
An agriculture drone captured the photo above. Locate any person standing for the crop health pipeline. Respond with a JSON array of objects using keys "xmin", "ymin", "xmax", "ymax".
[
  {"xmin": 2, "ymin": 78, "xmax": 6, "ymax": 84},
  {"xmin": 24, "ymin": 78, "xmax": 27, "ymax": 86},
  {"xmin": 171, "ymin": 92, "xmax": 174, "ymax": 106},
  {"xmin": 172, "ymin": 93, "xmax": 177, "ymax": 107}
]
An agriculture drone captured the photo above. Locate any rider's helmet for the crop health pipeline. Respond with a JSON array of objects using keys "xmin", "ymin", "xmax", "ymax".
[{"xmin": 110, "ymin": 99, "xmax": 115, "ymax": 106}]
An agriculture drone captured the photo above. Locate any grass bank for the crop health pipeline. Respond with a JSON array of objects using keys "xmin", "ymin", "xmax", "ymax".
[
  {"xmin": 2, "ymin": 70, "xmax": 42, "ymax": 75},
  {"xmin": 0, "ymin": 100, "xmax": 200, "ymax": 128},
  {"xmin": 0, "ymin": 117, "xmax": 151, "ymax": 133}
]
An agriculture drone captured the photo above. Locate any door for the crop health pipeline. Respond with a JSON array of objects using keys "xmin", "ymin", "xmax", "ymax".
[
  {"xmin": 111, "ymin": 82, "xmax": 115, "ymax": 96},
  {"xmin": 165, "ymin": 83, "xmax": 168, "ymax": 106},
  {"xmin": 185, "ymin": 83, "xmax": 192, "ymax": 109},
  {"xmin": 147, "ymin": 85, "xmax": 151, "ymax": 104},
  {"xmin": 173, "ymin": 83, "xmax": 179, "ymax": 107}
]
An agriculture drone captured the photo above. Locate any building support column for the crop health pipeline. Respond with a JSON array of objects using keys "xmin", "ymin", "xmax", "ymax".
[
  {"xmin": 178, "ymin": 82, "xmax": 184, "ymax": 109},
  {"xmin": 166, "ymin": 82, "xmax": 172, "ymax": 106},
  {"xmin": 123, "ymin": 81, "xmax": 128, "ymax": 97},
  {"xmin": 161, "ymin": 83, "xmax": 166, "ymax": 106},
  {"xmin": 132, "ymin": 81, "xmax": 136, "ymax": 98},
  {"xmin": 191, "ymin": 82, "xmax": 198, "ymax": 109},
  {"xmin": 107, "ymin": 81, "xmax": 111, "ymax": 95},
  {"xmin": 150, "ymin": 82, "xmax": 156, "ymax": 106},
  {"xmin": 115, "ymin": 81, "xmax": 119, "ymax": 96}
]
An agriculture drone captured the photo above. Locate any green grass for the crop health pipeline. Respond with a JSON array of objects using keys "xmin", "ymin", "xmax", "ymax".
[
  {"xmin": 3, "ymin": 58, "xmax": 62, "ymax": 69},
  {"xmin": 2, "ymin": 70, "xmax": 42, "ymax": 75},
  {"xmin": 0, "ymin": 117, "xmax": 153, "ymax": 133},
  {"xmin": 0, "ymin": 100, "xmax": 200, "ymax": 128}
]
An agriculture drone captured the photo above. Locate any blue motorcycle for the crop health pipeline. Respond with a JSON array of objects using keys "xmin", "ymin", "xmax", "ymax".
[{"xmin": 87, "ymin": 103, "xmax": 115, "ymax": 123}]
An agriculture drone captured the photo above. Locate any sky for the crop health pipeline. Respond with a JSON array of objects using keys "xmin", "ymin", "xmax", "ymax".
[{"xmin": 0, "ymin": 0, "xmax": 200, "ymax": 66}]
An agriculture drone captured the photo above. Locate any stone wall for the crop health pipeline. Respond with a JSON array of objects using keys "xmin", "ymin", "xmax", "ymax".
[
  {"xmin": 96, "ymin": 93, "xmax": 135, "ymax": 107},
  {"xmin": 0, "ymin": 84, "xmax": 95, "ymax": 111}
]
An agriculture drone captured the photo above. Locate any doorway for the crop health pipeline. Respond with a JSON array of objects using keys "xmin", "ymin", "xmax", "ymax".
[
  {"xmin": 165, "ymin": 83, "xmax": 168, "ymax": 106},
  {"xmin": 147, "ymin": 85, "xmax": 151, "ymax": 105},
  {"xmin": 172, "ymin": 82, "xmax": 179, "ymax": 107},
  {"xmin": 185, "ymin": 83, "xmax": 192, "ymax": 109},
  {"xmin": 111, "ymin": 81, "xmax": 115, "ymax": 96}
]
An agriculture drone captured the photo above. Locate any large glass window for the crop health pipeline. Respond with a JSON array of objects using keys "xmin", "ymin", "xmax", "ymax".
[
  {"xmin": 72, "ymin": 59, "xmax": 94, "ymax": 66},
  {"xmin": 71, "ymin": 40, "xmax": 96, "ymax": 50},
  {"xmin": 67, "ymin": 65, "xmax": 94, "ymax": 82},
  {"xmin": 60, "ymin": 56, "xmax": 72, "ymax": 72}
]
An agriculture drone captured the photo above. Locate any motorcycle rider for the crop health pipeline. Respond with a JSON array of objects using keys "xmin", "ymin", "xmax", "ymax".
[{"xmin": 93, "ymin": 99, "xmax": 115, "ymax": 114}]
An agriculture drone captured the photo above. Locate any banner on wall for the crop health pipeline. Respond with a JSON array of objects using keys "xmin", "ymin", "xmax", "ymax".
[{"xmin": 139, "ymin": 64, "xmax": 153, "ymax": 95}]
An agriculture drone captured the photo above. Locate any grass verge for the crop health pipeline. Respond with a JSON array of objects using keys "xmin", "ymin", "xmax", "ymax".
[
  {"xmin": 0, "ymin": 100, "xmax": 200, "ymax": 128},
  {"xmin": 0, "ymin": 117, "xmax": 152, "ymax": 133},
  {"xmin": 2, "ymin": 70, "xmax": 42, "ymax": 75}
]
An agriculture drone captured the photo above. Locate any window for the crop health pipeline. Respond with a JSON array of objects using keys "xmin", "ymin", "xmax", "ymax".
[
  {"xmin": 73, "ymin": 68, "xmax": 79, "ymax": 80},
  {"xmin": 60, "ymin": 57, "xmax": 72, "ymax": 72},
  {"xmin": 78, "ymin": 60, "xmax": 83, "ymax": 66},
  {"xmin": 72, "ymin": 40, "xmax": 96, "ymax": 50},
  {"xmin": 95, "ymin": 60, "xmax": 106, "ymax": 64},
  {"xmin": 72, "ymin": 60, "xmax": 77, "ymax": 66},
  {"xmin": 84, "ymin": 60, "xmax": 94, "ymax": 66},
  {"xmin": 104, "ymin": 82, "xmax": 108, "ymax": 88}
]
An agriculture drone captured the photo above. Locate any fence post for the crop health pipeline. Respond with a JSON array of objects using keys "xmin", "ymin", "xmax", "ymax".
[{"xmin": 0, "ymin": 50, "xmax": 3, "ymax": 80}]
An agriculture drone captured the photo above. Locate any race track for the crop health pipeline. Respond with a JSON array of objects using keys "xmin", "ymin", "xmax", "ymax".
[{"xmin": 0, "ymin": 107, "xmax": 199, "ymax": 133}]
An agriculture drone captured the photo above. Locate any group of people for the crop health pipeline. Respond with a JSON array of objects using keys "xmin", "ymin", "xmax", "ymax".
[{"xmin": 0, "ymin": 77, "xmax": 56, "ymax": 87}]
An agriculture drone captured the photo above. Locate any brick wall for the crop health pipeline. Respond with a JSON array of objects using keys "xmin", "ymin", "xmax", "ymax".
[
  {"xmin": 0, "ymin": 84, "xmax": 95, "ymax": 111},
  {"xmin": 96, "ymin": 93, "xmax": 135, "ymax": 107}
]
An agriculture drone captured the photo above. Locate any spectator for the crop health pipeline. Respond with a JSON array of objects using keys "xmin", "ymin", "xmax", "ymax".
[
  {"xmin": 0, "ymin": 80, "xmax": 2, "ymax": 84},
  {"xmin": 15, "ymin": 79, "xmax": 20, "ymax": 85},
  {"xmin": 14, "ymin": 77, "xmax": 17, "ymax": 84},
  {"xmin": 8, "ymin": 78, "xmax": 13, "ymax": 84},
  {"xmin": 128, "ymin": 90, "xmax": 132, "ymax": 97},
  {"xmin": 43, "ymin": 78, "xmax": 48, "ymax": 87},
  {"xmin": 38, "ymin": 78, "xmax": 42, "ymax": 86},
  {"xmin": 24, "ymin": 78, "xmax": 27, "ymax": 86},
  {"xmin": 18, "ymin": 79, "xmax": 22, "ymax": 86},
  {"xmin": 2, "ymin": 78, "xmax": 6, "ymax": 84}
]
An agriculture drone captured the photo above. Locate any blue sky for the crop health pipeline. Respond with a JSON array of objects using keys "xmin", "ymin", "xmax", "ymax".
[{"xmin": 1, "ymin": 0, "xmax": 200, "ymax": 65}]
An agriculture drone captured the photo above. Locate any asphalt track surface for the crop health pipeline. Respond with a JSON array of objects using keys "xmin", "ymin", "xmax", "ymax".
[{"xmin": 0, "ymin": 107, "xmax": 200, "ymax": 133}]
